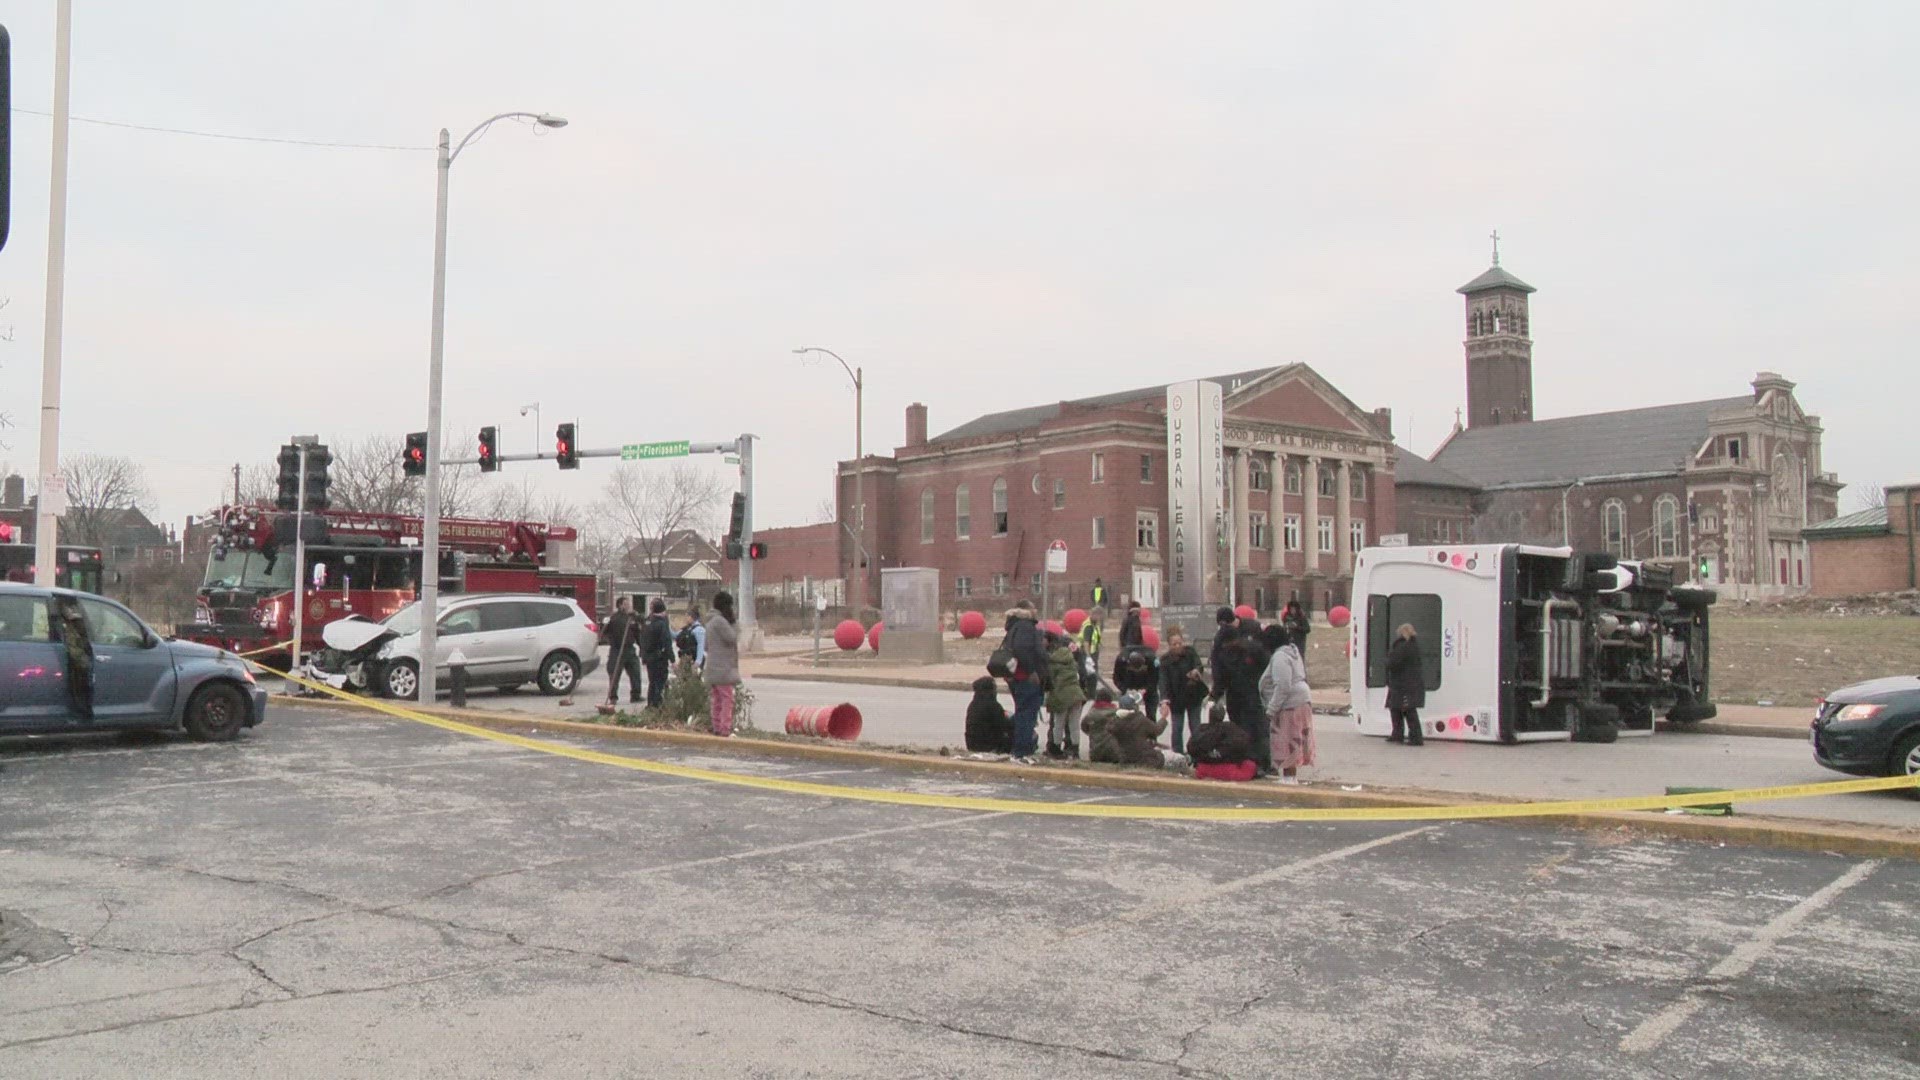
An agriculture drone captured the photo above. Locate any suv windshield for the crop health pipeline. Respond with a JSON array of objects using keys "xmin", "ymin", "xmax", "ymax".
[
  {"xmin": 382, "ymin": 601, "xmax": 425, "ymax": 636},
  {"xmin": 203, "ymin": 549, "xmax": 296, "ymax": 591}
]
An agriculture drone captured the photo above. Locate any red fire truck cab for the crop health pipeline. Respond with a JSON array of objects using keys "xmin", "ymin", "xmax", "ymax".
[{"xmin": 182, "ymin": 506, "xmax": 596, "ymax": 663}]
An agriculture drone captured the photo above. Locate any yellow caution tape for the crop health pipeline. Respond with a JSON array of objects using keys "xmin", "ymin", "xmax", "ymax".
[
  {"xmin": 234, "ymin": 641, "xmax": 294, "ymax": 659},
  {"xmin": 258, "ymin": 663, "xmax": 1920, "ymax": 822}
]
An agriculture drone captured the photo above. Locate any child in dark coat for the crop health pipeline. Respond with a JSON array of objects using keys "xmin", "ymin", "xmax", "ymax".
[{"xmin": 965, "ymin": 676, "xmax": 1014, "ymax": 754}]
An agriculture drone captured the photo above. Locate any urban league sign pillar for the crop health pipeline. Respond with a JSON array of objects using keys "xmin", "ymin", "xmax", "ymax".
[{"xmin": 1165, "ymin": 380, "xmax": 1226, "ymax": 608}]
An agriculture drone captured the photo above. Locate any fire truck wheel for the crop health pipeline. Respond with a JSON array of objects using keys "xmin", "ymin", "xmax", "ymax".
[
  {"xmin": 1573, "ymin": 703, "xmax": 1620, "ymax": 744},
  {"xmin": 538, "ymin": 652, "xmax": 581, "ymax": 696},
  {"xmin": 383, "ymin": 659, "xmax": 421, "ymax": 700},
  {"xmin": 183, "ymin": 683, "xmax": 249, "ymax": 742}
]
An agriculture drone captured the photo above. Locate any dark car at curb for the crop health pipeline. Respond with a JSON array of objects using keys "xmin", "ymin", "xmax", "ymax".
[
  {"xmin": 1811, "ymin": 675, "xmax": 1920, "ymax": 794},
  {"xmin": 1, "ymin": 583, "xmax": 268, "ymax": 742}
]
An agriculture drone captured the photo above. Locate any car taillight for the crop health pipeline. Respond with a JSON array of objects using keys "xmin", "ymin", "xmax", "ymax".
[
  {"xmin": 584, "ymin": 620, "xmax": 599, "ymax": 634},
  {"xmin": 1836, "ymin": 703, "xmax": 1885, "ymax": 722}
]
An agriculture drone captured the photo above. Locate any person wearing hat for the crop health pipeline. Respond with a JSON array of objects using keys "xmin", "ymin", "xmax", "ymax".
[
  {"xmin": 1079, "ymin": 687, "xmax": 1121, "ymax": 764},
  {"xmin": 1045, "ymin": 630, "xmax": 1087, "ymax": 759},
  {"xmin": 1110, "ymin": 691, "xmax": 1181, "ymax": 769},
  {"xmin": 1000, "ymin": 600, "xmax": 1051, "ymax": 761}
]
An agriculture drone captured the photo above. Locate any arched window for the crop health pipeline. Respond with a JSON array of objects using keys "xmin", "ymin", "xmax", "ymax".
[
  {"xmin": 1654, "ymin": 496, "xmax": 1679, "ymax": 558},
  {"xmin": 920, "ymin": 489, "xmax": 935, "ymax": 544},
  {"xmin": 1602, "ymin": 500, "xmax": 1627, "ymax": 557},
  {"xmin": 1285, "ymin": 460, "xmax": 1303, "ymax": 495},
  {"xmin": 1249, "ymin": 458, "xmax": 1270, "ymax": 492},
  {"xmin": 955, "ymin": 485, "xmax": 971, "ymax": 540},
  {"xmin": 992, "ymin": 478, "xmax": 1009, "ymax": 535}
]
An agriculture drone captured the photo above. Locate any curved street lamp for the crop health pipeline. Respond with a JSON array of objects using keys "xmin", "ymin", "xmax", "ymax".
[
  {"xmin": 793, "ymin": 347, "xmax": 868, "ymax": 609},
  {"xmin": 419, "ymin": 112, "xmax": 568, "ymax": 702}
]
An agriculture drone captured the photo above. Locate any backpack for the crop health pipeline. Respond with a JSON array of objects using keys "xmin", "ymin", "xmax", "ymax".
[
  {"xmin": 675, "ymin": 624, "xmax": 698, "ymax": 659},
  {"xmin": 986, "ymin": 634, "xmax": 1016, "ymax": 679}
]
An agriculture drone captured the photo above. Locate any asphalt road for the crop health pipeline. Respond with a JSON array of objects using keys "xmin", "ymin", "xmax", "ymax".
[
  {"xmin": 2, "ymin": 706, "xmax": 1916, "ymax": 1078},
  {"xmin": 355, "ymin": 668, "xmax": 1920, "ymax": 830}
]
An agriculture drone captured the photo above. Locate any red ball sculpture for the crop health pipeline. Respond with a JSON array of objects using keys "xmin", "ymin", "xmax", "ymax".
[
  {"xmin": 1234, "ymin": 604, "xmax": 1257, "ymax": 621},
  {"xmin": 1328, "ymin": 605, "xmax": 1352, "ymax": 628},
  {"xmin": 958, "ymin": 611, "xmax": 987, "ymax": 639},
  {"xmin": 867, "ymin": 622, "xmax": 884, "ymax": 651},
  {"xmin": 1042, "ymin": 620, "xmax": 1064, "ymax": 637},
  {"xmin": 1063, "ymin": 608, "xmax": 1088, "ymax": 634},
  {"xmin": 833, "ymin": 619, "xmax": 865, "ymax": 652}
]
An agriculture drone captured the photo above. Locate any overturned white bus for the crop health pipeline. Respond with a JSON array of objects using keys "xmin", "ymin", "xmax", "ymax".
[{"xmin": 1348, "ymin": 544, "xmax": 1715, "ymax": 744}]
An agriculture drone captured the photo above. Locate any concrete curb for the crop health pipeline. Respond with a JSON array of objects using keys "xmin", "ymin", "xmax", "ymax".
[
  {"xmin": 281, "ymin": 693, "xmax": 1919, "ymax": 861},
  {"xmin": 751, "ymin": 673, "xmax": 1809, "ymax": 739}
]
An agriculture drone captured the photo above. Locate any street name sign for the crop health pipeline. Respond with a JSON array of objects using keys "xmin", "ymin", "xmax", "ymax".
[{"xmin": 621, "ymin": 440, "xmax": 691, "ymax": 461}]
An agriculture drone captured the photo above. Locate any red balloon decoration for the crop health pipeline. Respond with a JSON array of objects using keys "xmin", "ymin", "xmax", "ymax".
[
  {"xmin": 1042, "ymin": 620, "xmax": 1065, "ymax": 637},
  {"xmin": 958, "ymin": 611, "xmax": 988, "ymax": 639},
  {"xmin": 1328, "ymin": 605, "xmax": 1352, "ymax": 628},
  {"xmin": 867, "ymin": 622, "xmax": 884, "ymax": 651},
  {"xmin": 1234, "ymin": 604, "xmax": 1257, "ymax": 621},
  {"xmin": 1063, "ymin": 608, "xmax": 1088, "ymax": 634},
  {"xmin": 833, "ymin": 619, "xmax": 865, "ymax": 652}
]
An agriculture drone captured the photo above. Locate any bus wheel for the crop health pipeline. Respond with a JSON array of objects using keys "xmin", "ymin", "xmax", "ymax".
[{"xmin": 1573, "ymin": 703, "xmax": 1620, "ymax": 744}]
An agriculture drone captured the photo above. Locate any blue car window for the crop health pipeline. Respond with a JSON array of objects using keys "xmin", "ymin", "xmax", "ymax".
[
  {"xmin": 78, "ymin": 597, "xmax": 148, "ymax": 648},
  {"xmin": 0, "ymin": 593, "xmax": 54, "ymax": 642}
]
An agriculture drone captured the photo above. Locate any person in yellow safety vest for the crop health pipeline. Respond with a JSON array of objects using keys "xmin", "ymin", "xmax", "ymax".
[
  {"xmin": 1090, "ymin": 578, "xmax": 1109, "ymax": 609},
  {"xmin": 1079, "ymin": 606, "xmax": 1106, "ymax": 678}
]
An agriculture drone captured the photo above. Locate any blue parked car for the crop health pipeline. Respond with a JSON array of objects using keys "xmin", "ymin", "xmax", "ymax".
[{"xmin": 0, "ymin": 583, "xmax": 268, "ymax": 741}]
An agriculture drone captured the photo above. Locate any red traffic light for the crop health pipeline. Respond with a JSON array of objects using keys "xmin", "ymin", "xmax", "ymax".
[
  {"xmin": 478, "ymin": 426, "xmax": 499, "ymax": 473},
  {"xmin": 747, "ymin": 541, "xmax": 768, "ymax": 560},
  {"xmin": 555, "ymin": 423, "xmax": 578, "ymax": 469}
]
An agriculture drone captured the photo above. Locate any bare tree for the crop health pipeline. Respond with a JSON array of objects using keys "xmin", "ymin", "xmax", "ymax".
[
  {"xmin": 812, "ymin": 496, "xmax": 838, "ymax": 525},
  {"xmin": 597, "ymin": 463, "xmax": 729, "ymax": 581},
  {"xmin": 58, "ymin": 454, "xmax": 157, "ymax": 547},
  {"xmin": 1853, "ymin": 483, "xmax": 1886, "ymax": 512},
  {"xmin": 478, "ymin": 474, "xmax": 577, "ymax": 525},
  {"xmin": 325, "ymin": 434, "xmax": 415, "ymax": 515},
  {"xmin": 234, "ymin": 463, "xmax": 279, "ymax": 507}
]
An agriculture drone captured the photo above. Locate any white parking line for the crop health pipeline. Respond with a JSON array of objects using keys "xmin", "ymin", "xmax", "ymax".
[
  {"xmin": 1064, "ymin": 826, "xmax": 1437, "ymax": 938},
  {"xmin": 1619, "ymin": 859, "xmax": 1883, "ymax": 1055}
]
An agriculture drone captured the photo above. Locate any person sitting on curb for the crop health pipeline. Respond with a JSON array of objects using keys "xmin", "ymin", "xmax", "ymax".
[
  {"xmin": 1189, "ymin": 702, "xmax": 1256, "ymax": 782},
  {"xmin": 964, "ymin": 675, "xmax": 1013, "ymax": 754},
  {"xmin": 1109, "ymin": 692, "xmax": 1184, "ymax": 770},
  {"xmin": 1080, "ymin": 687, "xmax": 1121, "ymax": 764}
]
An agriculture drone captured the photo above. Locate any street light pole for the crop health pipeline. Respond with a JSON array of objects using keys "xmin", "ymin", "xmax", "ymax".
[
  {"xmin": 1560, "ymin": 479, "xmax": 1586, "ymax": 548},
  {"xmin": 32, "ymin": 0, "xmax": 74, "ymax": 586},
  {"xmin": 418, "ymin": 112, "xmax": 567, "ymax": 702},
  {"xmin": 793, "ymin": 347, "xmax": 865, "ymax": 609}
]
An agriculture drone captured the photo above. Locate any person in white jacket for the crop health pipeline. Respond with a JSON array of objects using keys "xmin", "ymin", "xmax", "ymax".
[{"xmin": 1258, "ymin": 630, "xmax": 1316, "ymax": 784}]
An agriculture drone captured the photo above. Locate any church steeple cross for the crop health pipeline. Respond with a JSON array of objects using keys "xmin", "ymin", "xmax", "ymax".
[{"xmin": 1490, "ymin": 228, "xmax": 1501, "ymax": 267}]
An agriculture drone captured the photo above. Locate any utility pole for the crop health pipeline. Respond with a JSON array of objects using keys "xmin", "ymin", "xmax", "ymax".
[
  {"xmin": 31, "ymin": 0, "xmax": 73, "ymax": 586},
  {"xmin": 289, "ymin": 436, "xmax": 318, "ymax": 679},
  {"xmin": 232, "ymin": 464, "xmax": 241, "ymax": 507},
  {"xmin": 737, "ymin": 433, "xmax": 759, "ymax": 650}
]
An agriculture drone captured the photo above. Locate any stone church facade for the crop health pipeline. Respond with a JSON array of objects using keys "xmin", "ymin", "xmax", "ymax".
[{"xmin": 1396, "ymin": 255, "xmax": 1843, "ymax": 591}]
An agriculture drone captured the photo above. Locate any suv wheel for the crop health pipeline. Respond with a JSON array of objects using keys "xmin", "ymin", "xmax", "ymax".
[
  {"xmin": 538, "ymin": 652, "xmax": 580, "ymax": 696},
  {"xmin": 183, "ymin": 683, "xmax": 248, "ymax": 742},
  {"xmin": 384, "ymin": 658, "xmax": 421, "ymax": 700},
  {"xmin": 1892, "ymin": 730, "xmax": 1920, "ymax": 800}
]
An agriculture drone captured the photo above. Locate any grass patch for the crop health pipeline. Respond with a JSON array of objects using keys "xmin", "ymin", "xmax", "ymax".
[{"xmin": 1709, "ymin": 612, "xmax": 1917, "ymax": 707}]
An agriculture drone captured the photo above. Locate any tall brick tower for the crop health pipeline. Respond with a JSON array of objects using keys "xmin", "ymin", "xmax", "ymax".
[{"xmin": 1458, "ymin": 231, "xmax": 1536, "ymax": 428}]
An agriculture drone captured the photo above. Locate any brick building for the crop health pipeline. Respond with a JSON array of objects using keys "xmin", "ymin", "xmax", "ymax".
[
  {"xmin": 1395, "ymin": 254, "xmax": 1844, "ymax": 592},
  {"xmin": 759, "ymin": 365, "xmax": 1400, "ymax": 617},
  {"xmin": 1804, "ymin": 484, "xmax": 1920, "ymax": 597}
]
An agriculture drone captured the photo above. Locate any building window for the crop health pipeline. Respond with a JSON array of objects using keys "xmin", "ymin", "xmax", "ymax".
[
  {"xmin": 1091, "ymin": 453, "xmax": 1105, "ymax": 483},
  {"xmin": 1603, "ymin": 499, "xmax": 1627, "ymax": 557},
  {"xmin": 955, "ymin": 485, "xmax": 971, "ymax": 540},
  {"xmin": 920, "ymin": 489, "xmax": 934, "ymax": 544},
  {"xmin": 1283, "ymin": 514, "xmax": 1302, "ymax": 551},
  {"xmin": 992, "ymin": 572, "xmax": 1008, "ymax": 596},
  {"xmin": 992, "ymin": 477, "xmax": 1009, "ymax": 536},
  {"xmin": 1140, "ymin": 454, "xmax": 1153, "ymax": 483},
  {"xmin": 1053, "ymin": 478, "xmax": 1066, "ymax": 510},
  {"xmin": 1350, "ymin": 521, "xmax": 1366, "ymax": 553},
  {"xmin": 954, "ymin": 576, "xmax": 972, "ymax": 598},
  {"xmin": 1136, "ymin": 511, "xmax": 1158, "ymax": 551},
  {"xmin": 1249, "ymin": 511, "xmax": 1268, "ymax": 550},
  {"xmin": 1249, "ymin": 459, "xmax": 1270, "ymax": 492},
  {"xmin": 1654, "ymin": 496, "xmax": 1679, "ymax": 558},
  {"xmin": 1285, "ymin": 461, "xmax": 1303, "ymax": 495},
  {"xmin": 1092, "ymin": 516, "xmax": 1107, "ymax": 549},
  {"xmin": 1701, "ymin": 510, "xmax": 1719, "ymax": 533},
  {"xmin": 1350, "ymin": 470, "xmax": 1367, "ymax": 501},
  {"xmin": 1318, "ymin": 468, "xmax": 1337, "ymax": 498},
  {"xmin": 1030, "ymin": 573, "xmax": 1044, "ymax": 597},
  {"xmin": 1726, "ymin": 437, "xmax": 1742, "ymax": 462},
  {"xmin": 1317, "ymin": 517, "xmax": 1334, "ymax": 552}
]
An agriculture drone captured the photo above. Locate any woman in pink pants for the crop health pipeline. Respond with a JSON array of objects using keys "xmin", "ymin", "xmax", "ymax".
[{"xmin": 702, "ymin": 591, "xmax": 742, "ymax": 736}]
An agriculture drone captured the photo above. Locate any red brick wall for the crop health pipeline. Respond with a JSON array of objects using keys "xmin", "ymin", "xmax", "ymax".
[
  {"xmin": 1808, "ymin": 534, "xmax": 1917, "ymax": 596},
  {"xmin": 746, "ymin": 522, "xmax": 841, "ymax": 589}
]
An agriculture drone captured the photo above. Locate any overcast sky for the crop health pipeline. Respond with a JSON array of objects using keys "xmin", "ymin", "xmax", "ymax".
[{"xmin": 1, "ymin": 2, "xmax": 1914, "ymax": 534}]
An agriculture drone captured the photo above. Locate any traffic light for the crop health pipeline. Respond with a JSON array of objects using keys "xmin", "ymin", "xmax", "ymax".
[
  {"xmin": 275, "ymin": 444, "xmax": 300, "ymax": 510},
  {"xmin": 478, "ymin": 426, "xmax": 499, "ymax": 473},
  {"xmin": 403, "ymin": 432, "xmax": 428, "ymax": 478},
  {"xmin": 1697, "ymin": 555, "xmax": 1710, "ymax": 580},
  {"xmin": 726, "ymin": 492, "xmax": 746, "ymax": 542},
  {"xmin": 555, "ymin": 423, "xmax": 578, "ymax": 470},
  {"xmin": 725, "ymin": 539, "xmax": 743, "ymax": 560},
  {"xmin": 303, "ymin": 443, "xmax": 332, "ymax": 513},
  {"xmin": 747, "ymin": 541, "xmax": 768, "ymax": 560}
]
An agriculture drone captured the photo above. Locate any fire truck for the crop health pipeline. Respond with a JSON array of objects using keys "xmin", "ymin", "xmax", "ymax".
[{"xmin": 180, "ymin": 505, "xmax": 596, "ymax": 662}]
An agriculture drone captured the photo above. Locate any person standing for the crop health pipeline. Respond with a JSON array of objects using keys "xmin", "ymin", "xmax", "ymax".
[
  {"xmin": 1045, "ymin": 631, "xmax": 1087, "ymax": 759},
  {"xmin": 1385, "ymin": 623, "xmax": 1426, "ymax": 746},
  {"xmin": 602, "ymin": 596, "xmax": 642, "ymax": 706},
  {"xmin": 702, "ymin": 591, "xmax": 743, "ymax": 736},
  {"xmin": 1157, "ymin": 623, "xmax": 1209, "ymax": 755},
  {"xmin": 676, "ymin": 604, "xmax": 705, "ymax": 670},
  {"xmin": 1210, "ymin": 607, "xmax": 1274, "ymax": 777},
  {"xmin": 1090, "ymin": 578, "xmax": 1109, "ymax": 610},
  {"xmin": 1260, "ymin": 627, "xmax": 1315, "ymax": 784},
  {"xmin": 1079, "ymin": 606, "xmax": 1107, "ymax": 678},
  {"xmin": 1117, "ymin": 600, "xmax": 1145, "ymax": 650},
  {"xmin": 1282, "ymin": 599, "xmax": 1311, "ymax": 657},
  {"xmin": 1111, "ymin": 643, "xmax": 1159, "ymax": 725},
  {"xmin": 639, "ymin": 598, "xmax": 675, "ymax": 708},
  {"xmin": 1001, "ymin": 601, "xmax": 1050, "ymax": 761}
]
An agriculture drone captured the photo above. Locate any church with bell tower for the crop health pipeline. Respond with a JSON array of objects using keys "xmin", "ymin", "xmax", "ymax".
[
  {"xmin": 1391, "ymin": 235, "xmax": 1843, "ymax": 594},
  {"xmin": 1459, "ymin": 231, "xmax": 1535, "ymax": 428}
]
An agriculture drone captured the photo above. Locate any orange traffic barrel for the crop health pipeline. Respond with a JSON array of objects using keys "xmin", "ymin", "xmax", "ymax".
[{"xmin": 785, "ymin": 703, "xmax": 863, "ymax": 741}]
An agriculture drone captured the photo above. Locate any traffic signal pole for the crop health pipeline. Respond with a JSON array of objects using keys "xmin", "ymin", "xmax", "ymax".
[{"xmin": 291, "ymin": 441, "xmax": 310, "ymax": 678}]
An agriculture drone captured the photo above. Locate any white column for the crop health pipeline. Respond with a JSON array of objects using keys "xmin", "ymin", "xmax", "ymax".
[
  {"xmin": 1303, "ymin": 456, "xmax": 1321, "ymax": 573},
  {"xmin": 1336, "ymin": 459, "xmax": 1354, "ymax": 576},
  {"xmin": 1268, "ymin": 450, "xmax": 1285, "ymax": 556},
  {"xmin": 1234, "ymin": 448, "xmax": 1252, "ymax": 571}
]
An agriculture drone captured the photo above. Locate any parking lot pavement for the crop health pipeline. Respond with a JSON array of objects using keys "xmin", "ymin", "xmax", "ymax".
[
  {"xmin": 285, "ymin": 670, "xmax": 1920, "ymax": 831},
  {"xmin": 3, "ymin": 708, "xmax": 1917, "ymax": 1078}
]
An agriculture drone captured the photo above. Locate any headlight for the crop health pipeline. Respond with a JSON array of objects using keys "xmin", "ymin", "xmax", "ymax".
[{"xmin": 1836, "ymin": 703, "xmax": 1884, "ymax": 722}]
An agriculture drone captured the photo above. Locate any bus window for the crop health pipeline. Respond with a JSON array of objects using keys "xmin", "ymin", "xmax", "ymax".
[{"xmin": 1366, "ymin": 593, "xmax": 1444, "ymax": 692}]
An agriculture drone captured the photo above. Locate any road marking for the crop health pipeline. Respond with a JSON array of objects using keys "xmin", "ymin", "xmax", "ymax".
[
  {"xmin": 1064, "ymin": 826, "xmax": 1435, "ymax": 937},
  {"xmin": 1619, "ymin": 859, "xmax": 1882, "ymax": 1054},
  {"xmin": 267, "ymin": 667, "xmax": 1920, "ymax": 821}
]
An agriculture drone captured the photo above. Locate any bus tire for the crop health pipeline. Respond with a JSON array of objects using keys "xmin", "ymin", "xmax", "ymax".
[{"xmin": 1574, "ymin": 703, "xmax": 1620, "ymax": 744}]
